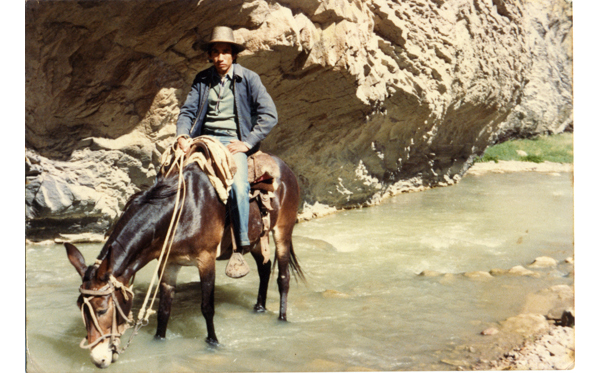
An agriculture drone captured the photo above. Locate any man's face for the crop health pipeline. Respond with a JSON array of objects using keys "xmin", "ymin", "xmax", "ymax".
[{"xmin": 210, "ymin": 42, "xmax": 236, "ymax": 75}]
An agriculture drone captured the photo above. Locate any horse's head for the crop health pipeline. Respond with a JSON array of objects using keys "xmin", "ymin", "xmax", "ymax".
[{"xmin": 65, "ymin": 243, "xmax": 134, "ymax": 369}]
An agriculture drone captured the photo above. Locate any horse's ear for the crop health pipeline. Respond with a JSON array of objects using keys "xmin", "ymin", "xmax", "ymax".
[
  {"xmin": 65, "ymin": 243, "xmax": 87, "ymax": 278},
  {"xmin": 96, "ymin": 247, "xmax": 113, "ymax": 282}
]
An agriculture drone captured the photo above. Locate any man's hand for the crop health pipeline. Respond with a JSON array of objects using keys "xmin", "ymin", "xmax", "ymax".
[
  {"xmin": 177, "ymin": 137, "xmax": 192, "ymax": 152},
  {"xmin": 227, "ymin": 140, "xmax": 250, "ymax": 155}
]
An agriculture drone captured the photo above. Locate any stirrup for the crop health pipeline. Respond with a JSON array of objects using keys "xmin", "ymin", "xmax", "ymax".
[{"xmin": 225, "ymin": 252, "xmax": 250, "ymax": 278}]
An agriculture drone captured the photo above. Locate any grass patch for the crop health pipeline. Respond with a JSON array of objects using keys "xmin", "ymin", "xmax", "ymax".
[{"xmin": 475, "ymin": 133, "xmax": 573, "ymax": 164}]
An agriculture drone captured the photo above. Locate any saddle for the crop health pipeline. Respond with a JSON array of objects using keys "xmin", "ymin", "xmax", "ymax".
[
  {"xmin": 158, "ymin": 137, "xmax": 279, "ymax": 264},
  {"xmin": 248, "ymin": 150, "xmax": 280, "ymax": 192}
]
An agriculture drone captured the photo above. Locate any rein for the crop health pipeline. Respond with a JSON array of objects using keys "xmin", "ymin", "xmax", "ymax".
[{"xmin": 78, "ymin": 150, "xmax": 188, "ymax": 355}]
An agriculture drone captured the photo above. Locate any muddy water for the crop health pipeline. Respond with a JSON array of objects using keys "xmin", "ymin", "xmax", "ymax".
[{"xmin": 26, "ymin": 171, "xmax": 574, "ymax": 372}]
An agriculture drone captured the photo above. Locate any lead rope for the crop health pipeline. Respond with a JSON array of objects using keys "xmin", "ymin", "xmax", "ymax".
[{"xmin": 120, "ymin": 150, "xmax": 188, "ymax": 352}]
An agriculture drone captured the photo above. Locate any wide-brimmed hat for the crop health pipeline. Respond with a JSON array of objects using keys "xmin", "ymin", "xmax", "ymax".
[{"xmin": 201, "ymin": 26, "xmax": 245, "ymax": 53}]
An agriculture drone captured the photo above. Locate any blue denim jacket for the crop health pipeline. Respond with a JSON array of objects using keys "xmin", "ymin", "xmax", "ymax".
[{"xmin": 176, "ymin": 63, "xmax": 278, "ymax": 150}]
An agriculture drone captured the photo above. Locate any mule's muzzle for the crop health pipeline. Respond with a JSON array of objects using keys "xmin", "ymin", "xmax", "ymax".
[{"xmin": 90, "ymin": 341, "xmax": 114, "ymax": 369}]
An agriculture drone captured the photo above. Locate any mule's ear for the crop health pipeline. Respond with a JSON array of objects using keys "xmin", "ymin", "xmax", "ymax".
[
  {"xmin": 96, "ymin": 247, "xmax": 113, "ymax": 282},
  {"xmin": 65, "ymin": 243, "xmax": 87, "ymax": 278}
]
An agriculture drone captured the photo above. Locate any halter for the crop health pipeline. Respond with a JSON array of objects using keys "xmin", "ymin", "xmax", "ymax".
[{"xmin": 78, "ymin": 274, "xmax": 134, "ymax": 353}]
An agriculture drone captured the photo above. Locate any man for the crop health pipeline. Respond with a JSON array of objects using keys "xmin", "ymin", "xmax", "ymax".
[{"xmin": 175, "ymin": 26, "xmax": 278, "ymax": 278}]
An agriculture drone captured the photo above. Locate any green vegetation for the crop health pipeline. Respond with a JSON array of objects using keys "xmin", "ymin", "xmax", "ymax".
[{"xmin": 475, "ymin": 132, "xmax": 573, "ymax": 164}]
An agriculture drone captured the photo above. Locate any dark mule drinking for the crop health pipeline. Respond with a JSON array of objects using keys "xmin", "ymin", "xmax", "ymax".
[{"xmin": 65, "ymin": 150, "xmax": 303, "ymax": 368}]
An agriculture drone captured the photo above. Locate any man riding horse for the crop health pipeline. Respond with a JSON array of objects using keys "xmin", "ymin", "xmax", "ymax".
[
  {"xmin": 65, "ymin": 26, "xmax": 302, "ymax": 368},
  {"xmin": 175, "ymin": 26, "xmax": 278, "ymax": 278}
]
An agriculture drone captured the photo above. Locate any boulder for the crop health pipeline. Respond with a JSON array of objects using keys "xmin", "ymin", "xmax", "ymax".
[
  {"xmin": 481, "ymin": 327, "xmax": 499, "ymax": 336},
  {"xmin": 521, "ymin": 284, "xmax": 574, "ymax": 321},
  {"xmin": 489, "ymin": 268, "xmax": 508, "ymax": 276},
  {"xmin": 507, "ymin": 265, "xmax": 540, "ymax": 277},
  {"xmin": 528, "ymin": 256, "xmax": 558, "ymax": 268},
  {"xmin": 463, "ymin": 271, "xmax": 494, "ymax": 280},
  {"xmin": 560, "ymin": 308, "xmax": 574, "ymax": 327},
  {"xmin": 418, "ymin": 270, "xmax": 443, "ymax": 277},
  {"xmin": 501, "ymin": 313, "xmax": 550, "ymax": 336},
  {"xmin": 25, "ymin": 148, "xmax": 137, "ymax": 239}
]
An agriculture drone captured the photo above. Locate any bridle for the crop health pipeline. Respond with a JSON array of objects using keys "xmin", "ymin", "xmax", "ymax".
[{"xmin": 78, "ymin": 274, "xmax": 134, "ymax": 353}]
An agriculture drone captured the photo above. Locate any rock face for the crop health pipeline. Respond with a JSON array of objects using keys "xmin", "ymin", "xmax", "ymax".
[
  {"xmin": 494, "ymin": 0, "xmax": 573, "ymax": 141},
  {"xmin": 25, "ymin": 0, "xmax": 573, "ymax": 240}
]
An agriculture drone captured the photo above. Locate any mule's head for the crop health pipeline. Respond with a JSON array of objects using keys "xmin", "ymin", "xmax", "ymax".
[{"xmin": 65, "ymin": 243, "xmax": 134, "ymax": 368}]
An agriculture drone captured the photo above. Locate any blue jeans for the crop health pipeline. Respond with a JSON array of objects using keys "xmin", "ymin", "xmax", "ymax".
[{"xmin": 208, "ymin": 132, "xmax": 251, "ymax": 247}]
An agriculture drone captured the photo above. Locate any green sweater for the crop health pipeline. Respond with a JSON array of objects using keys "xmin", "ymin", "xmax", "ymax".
[{"xmin": 203, "ymin": 71, "xmax": 237, "ymax": 132}]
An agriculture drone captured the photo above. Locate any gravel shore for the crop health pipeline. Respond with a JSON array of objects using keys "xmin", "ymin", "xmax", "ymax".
[{"xmin": 472, "ymin": 325, "xmax": 574, "ymax": 370}]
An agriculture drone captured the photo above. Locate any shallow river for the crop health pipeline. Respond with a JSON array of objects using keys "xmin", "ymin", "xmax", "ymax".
[{"xmin": 26, "ymin": 171, "xmax": 574, "ymax": 372}]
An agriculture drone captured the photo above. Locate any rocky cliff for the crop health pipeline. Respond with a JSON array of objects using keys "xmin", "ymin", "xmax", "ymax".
[{"xmin": 25, "ymin": 0, "xmax": 573, "ymax": 240}]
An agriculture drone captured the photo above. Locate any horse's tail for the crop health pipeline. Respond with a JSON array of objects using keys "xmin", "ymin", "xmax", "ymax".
[
  {"xmin": 272, "ymin": 241, "xmax": 306, "ymax": 284},
  {"xmin": 269, "ymin": 155, "xmax": 305, "ymax": 283},
  {"xmin": 288, "ymin": 241, "xmax": 306, "ymax": 283}
]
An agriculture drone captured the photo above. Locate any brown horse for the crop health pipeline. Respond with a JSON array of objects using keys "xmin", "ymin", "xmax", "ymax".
[{"xmin": 65, "ymin": 155, "xmax": 303, "ymax": 368}]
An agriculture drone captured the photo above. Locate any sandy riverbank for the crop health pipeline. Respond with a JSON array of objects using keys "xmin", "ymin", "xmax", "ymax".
[{"xmin": 466, "ymin": 160, "xmax": 573, "ymax": 175}]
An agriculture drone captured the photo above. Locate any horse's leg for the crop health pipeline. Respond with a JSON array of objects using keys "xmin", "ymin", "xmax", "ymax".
[
  {"xmin": 273, "ymin": 227, "xmax": 293, "ymax": 321},
  {"xmin": 251, "ymin": 250, "xmax": 272, "ymax": 312},
  {"xmin": 155, "ymin": 262, "xmax": 181, "ymax": 340},
  {"xmin": 197, "ymin": 250, "xmax": 218, "ymax": 345}
]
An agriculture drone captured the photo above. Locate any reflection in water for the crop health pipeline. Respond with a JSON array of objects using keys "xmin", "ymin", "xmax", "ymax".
[{"xmin": 26, "ymin": 172, "xmax": 573, "ymax": 372}]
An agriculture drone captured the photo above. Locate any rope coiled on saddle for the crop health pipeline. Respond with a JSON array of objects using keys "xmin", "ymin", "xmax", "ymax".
[{"xmin": 159, "ymin": 136, "xmax": 236, "ymax": 204}]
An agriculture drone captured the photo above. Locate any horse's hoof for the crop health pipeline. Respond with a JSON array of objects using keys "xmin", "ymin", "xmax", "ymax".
[
  {"xmin": 205, "ymin": 337, "xmax": 219, "ymax": 346},
  {"xmin": 278, "ymin": 315, "xmax": 287, "ymax": 322},
  {"xmin": 154, "ymin": 334, "xmax": 166, "ymax": 341},
  {"xmin": 254, "ymin": 304, "xmax": 266, "ymax": 313}
]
